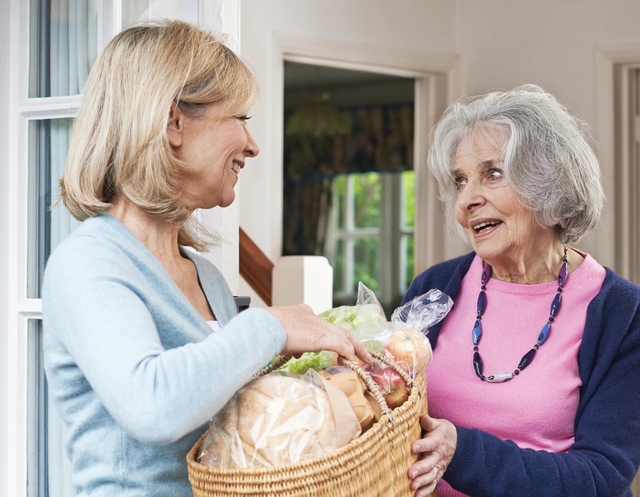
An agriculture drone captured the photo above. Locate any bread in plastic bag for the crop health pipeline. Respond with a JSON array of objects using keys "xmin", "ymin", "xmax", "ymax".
[{"xmin": 198, "ymin": 369, "xmax": 337, "ymax": 469}]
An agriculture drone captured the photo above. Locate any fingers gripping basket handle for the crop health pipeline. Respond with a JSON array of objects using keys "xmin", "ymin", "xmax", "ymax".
[{"xmin": 256, "ymin": 351, "xmax": 413, "ymax": 423}]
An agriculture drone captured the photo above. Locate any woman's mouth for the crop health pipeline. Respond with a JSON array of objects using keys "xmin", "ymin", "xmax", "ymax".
[
  {"xmin": 472, "ymin": 220, "xmax": 502, "ymax": 234},
  {"xmin": 231, "ymin": 162, "xmax": 242, "ymax": 174}
]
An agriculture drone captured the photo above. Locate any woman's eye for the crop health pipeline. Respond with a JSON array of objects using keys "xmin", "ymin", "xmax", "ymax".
[
  {"xmin": 454, "ymin": 177, "xmax": 467, "ymax": 190},
  {"xmin": 487, "ymin": 169, "xmax": 504, "ymax": 181},
  {"xmin": 237, "ymin": 115, "xmax": 251, "ymax": 122}
]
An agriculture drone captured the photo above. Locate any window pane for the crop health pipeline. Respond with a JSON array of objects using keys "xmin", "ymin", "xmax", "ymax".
[
  {"xmin": 353, "ymin": 172, "xmax": 380, "ymax": 229},
  {"xmin": 28, "ymin": 119, "xmax": 81, "ymax": 298},
  {"xmin": 333, "ymin": 239, "xmax": 345, "ymax": 293},
  {"xmin": 29, "ymin": 0, "xmax": 98, "ymax": 97},
  {"xmin": 402, "ymin": 170, "xmax": 415, "ymax": 228},
  {"xmin": 401, "ymin": 234, "xmax": 415, "ymax": 292},
  {"xmin": 353, "ymin": 237, "xmax": 379, "ymax": 293},
  {"xmin": 333, "ymin": 175, "xmax": 346, "ymax": 230},
  {"xmin": 27, "ymin": 320, "xmax": 75, "ymax": 497}
]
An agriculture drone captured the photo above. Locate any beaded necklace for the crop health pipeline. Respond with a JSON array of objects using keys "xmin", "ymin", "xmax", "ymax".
[{"xmin": 472, "ymin": 247, "xmax": 568, "ymax": 382}]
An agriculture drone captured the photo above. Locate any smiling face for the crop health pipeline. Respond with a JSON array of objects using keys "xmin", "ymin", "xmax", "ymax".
[
  {"xmin": 452, "ymin": 129, "xmax": 549, "ymax": 266},
  {"xmin": 168, "ymin": 101, "xmax": 259, "ymax": 210}
]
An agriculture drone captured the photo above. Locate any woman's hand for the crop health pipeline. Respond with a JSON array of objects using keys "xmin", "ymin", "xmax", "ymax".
[
  {"xmin": 408, "ymin": 414, "xmax": 457, "ymax": 497},
  {"xmin": 266, "ymin": 304, "xmax": 373, "ymax": 365}
]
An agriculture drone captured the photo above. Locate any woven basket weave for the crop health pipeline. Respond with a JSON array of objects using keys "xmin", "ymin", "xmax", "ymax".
[{"xmin": 187, "ymin": 353, "xmax": 433, "ymax": 497}]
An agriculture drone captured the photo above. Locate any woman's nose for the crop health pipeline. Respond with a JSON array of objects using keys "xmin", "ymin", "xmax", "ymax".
[
  {"xmin": 245, "ymin": 128, "xmax": 260, "ymax": 158},
  {"xmin": 456, "ymin": 181, "xmax": 484, "ymax": 213}
]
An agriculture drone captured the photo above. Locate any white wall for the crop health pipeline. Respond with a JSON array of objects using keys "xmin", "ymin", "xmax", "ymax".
[
  {"xmin": 238, "ymin": 0, "xmax": 458, "ymax": 306},
  {"xmin": 455, "ymin": 0, "xmax": 640, "ymax": 267},
  {"xmin": 238, "ymin": 0, "xmax": 640, "ymax": 290},
  {"xmin": 0, "ymin": 0, "xmax": 11, "ymax": 492}
]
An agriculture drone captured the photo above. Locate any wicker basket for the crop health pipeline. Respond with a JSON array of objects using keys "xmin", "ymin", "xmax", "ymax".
[{"xmin": 187, "ymin": 352, "xmax": 435, "ymax": 497}]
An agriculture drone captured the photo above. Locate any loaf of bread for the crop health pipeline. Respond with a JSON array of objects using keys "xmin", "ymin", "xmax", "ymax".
[{"xmin": 198, "ymin": 372, "xmax": 337, "ymax": 469}]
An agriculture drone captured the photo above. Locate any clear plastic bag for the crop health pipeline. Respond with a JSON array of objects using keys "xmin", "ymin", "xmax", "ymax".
[
  {"xmin": 198, "ymin": 369, "xmax": 337, "ymax": 469},
  {"xmin": 391, "ymin": 288, "xmax": 454, "ymax": 336},
  {"xmin": 324, "ymin": 284, "xmax": 453, "ymax": 409},
  {"xmin": 350, "ymin": 285, "xmax": 453, "ymax": 375}
]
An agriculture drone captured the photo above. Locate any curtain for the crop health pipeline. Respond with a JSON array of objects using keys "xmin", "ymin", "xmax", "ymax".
[
  {"xmin": 284, "ymin": 104, "xmax": 414, "ymax": 180},
  {"xmin": 282, "ymin": 103, "xmax": 413, "ymax": 256}
]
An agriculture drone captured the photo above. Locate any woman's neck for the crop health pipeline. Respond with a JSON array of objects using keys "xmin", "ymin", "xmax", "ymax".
[
  {"xmin": 486, "ymin": 242, "xmax": 583, "ymax": 285},
  {"xmin": 109, "ymin": 195, "xmax": 184, "ymax": 265}
]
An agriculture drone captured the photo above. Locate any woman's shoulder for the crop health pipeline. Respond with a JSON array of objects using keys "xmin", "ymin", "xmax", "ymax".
[
  {"xmin": 599, "ymin": 268, "xmax": 640, "ymax": 306},
  {"xmin": 45, "ymin": 215, "xmax": 147, "ymax": 277},
  {"xmin": 413, "ymin": 252, "xmax": 475, "ymax": 285}
]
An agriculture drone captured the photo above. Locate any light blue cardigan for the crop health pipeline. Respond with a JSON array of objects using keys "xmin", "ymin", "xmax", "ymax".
[{"xmin": 42, "ymin": 214, "xmax": 286, "ymax": 496}]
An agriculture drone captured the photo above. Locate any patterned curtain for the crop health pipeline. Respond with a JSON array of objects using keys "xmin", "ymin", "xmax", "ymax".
[{"xmin": 283, "ymin": 103, "xmax": 413, "ymax": 256}]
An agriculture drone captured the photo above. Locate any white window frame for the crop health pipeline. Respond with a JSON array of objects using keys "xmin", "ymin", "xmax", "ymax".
[
  {"xmin": 7, "ymin": 2, "xmax": 113, "ymax": 494},
  {"xmin": 327, "ymin": 172, "xmax": 414, "ymax": 307}
]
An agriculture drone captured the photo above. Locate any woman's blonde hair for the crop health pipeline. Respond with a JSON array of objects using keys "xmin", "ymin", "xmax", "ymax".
[{"xmin": 61, "ymin": 19, "xmax": 257, "ymax": 248}]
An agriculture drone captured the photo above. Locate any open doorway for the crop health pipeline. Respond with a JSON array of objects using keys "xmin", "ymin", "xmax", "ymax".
[{"xmin": 282, "ymin": 61, "xmax": 415, "ymax": 315}]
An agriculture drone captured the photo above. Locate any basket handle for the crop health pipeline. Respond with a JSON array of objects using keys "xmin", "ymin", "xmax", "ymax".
[
  {"xmin": 255, "ymin": 351, "xmax": 413, "ymax": 423},
  {"xmin": 255, "ymin": 354, "xmax": 293, "ymax": 376}
]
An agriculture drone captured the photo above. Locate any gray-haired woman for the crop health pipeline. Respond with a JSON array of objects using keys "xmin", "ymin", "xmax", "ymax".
[
  {"xmin": 42, "ymin": 20, "xmax": 371, "ymax": 497},
  {"xmin": 404, "ymin": 84, "xmax": 640, "ymax": 497}
]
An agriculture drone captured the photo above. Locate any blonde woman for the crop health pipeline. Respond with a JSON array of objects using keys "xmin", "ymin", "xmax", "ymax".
[{"xmin": 42, "ymin": 20, "xmax": 371, "ymax": 497}]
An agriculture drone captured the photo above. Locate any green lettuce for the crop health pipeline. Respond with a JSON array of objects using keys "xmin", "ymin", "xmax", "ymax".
[
  {"xmin": 277, "ymin": 350, "xmax": 336, "ymax": 374},
  {"xmin": 318, "ymin": 303, "xmax": 386, "ymax": 330}
]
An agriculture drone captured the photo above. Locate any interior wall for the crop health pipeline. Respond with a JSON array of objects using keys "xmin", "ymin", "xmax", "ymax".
[
  {"xmin": 238, "ymin": 0, "xmax": 640, "ymax": 306},
  {"xmin": 239, "ymin": 0, "xmax": 458, "ymax": 306},
  {"xmin": 455, "ymin": 0, "xmax": 640, "ymax": 267}
]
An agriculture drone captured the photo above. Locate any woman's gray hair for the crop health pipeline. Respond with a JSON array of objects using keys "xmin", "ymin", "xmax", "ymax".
[{"xmin": 428, "ymin": 84, "xmax": 604, "ymax": 244}]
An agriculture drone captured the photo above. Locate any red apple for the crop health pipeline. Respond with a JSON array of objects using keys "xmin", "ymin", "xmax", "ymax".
[
  {"xmin": 365, "ymin": 362, "xmax": 408, "ymax": 409},
  {"xmin": 384, "ymin": 328, "xmax": 432, "ymax": 376}
]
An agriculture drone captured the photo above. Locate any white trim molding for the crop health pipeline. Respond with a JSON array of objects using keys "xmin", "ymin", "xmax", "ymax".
[{"xmin": 271, "ymin": 32, "xmax": 460, "ymax": 276}]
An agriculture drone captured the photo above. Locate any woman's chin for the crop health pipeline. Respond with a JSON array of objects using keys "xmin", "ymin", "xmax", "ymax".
[{"xmin": 470, "ymin": 240, "xmax": 503, "ymax": 262}]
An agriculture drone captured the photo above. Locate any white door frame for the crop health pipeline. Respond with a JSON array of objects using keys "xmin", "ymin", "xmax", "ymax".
[
  {"xmin": 595, "ymin": 44, "xmax": 640, "ymax": 276},
  {"xmin": 271, "ymin": 33, "xmax": 460, "ymax": 275}
]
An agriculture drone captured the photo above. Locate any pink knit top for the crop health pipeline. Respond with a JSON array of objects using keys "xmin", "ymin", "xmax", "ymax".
[{"xmin": 428, "ymin": 251, "xmax": 606, "ymax": 497}]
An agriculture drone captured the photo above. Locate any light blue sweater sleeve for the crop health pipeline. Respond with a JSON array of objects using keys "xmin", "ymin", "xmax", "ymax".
[{"xmin": 42, "ymin": 214, "xmax": 286, "ymax": 496}]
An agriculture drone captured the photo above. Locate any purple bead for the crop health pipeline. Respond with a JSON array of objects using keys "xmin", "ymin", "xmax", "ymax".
[
  {"xmin": 558, "ymin": 262, "xmax": 568, "ymax": 288},
  {"xmin": 537, "ymin": 322, "xmax": 551, "ymax": 345},
  {"xmin": 481, "ymin": 264, "xmax": 492, "ymax": 285},
  {"xmin": 477, "ymin": 290, "xmax": 487, "ymax": 315},
  {"xmin": 473, "ymin": 351, "xmax": 483, "ymax": 377},
  {"xmin": 550, "ymin": 293, "xmax": 562, "ymax": 317},
  {"xmin": 472, "ymin": 319, "xmax": 483, "ymax": 345},
  {"xmin": 518, "ymin": 348, "xmax": 537, "ymax": 370}
]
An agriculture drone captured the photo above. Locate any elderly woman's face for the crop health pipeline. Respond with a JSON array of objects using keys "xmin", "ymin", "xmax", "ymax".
[
  {"xmin": 169, "ymin": 101, "xmax": 259, "ymax": 210},
  {"xmin": 453, "ymin": 131, "xmax": 539, "ymax": 261}
]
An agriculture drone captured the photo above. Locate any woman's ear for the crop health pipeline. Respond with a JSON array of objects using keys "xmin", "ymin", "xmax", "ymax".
[{"xmin": 167, "ymin": 102, "xmax": 186, "ymax": 148}]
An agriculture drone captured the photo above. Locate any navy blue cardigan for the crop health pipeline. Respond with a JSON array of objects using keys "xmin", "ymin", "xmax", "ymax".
[{"xmin": 404, "ymin": 253, "xmax": 640, "ymax": 497}]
